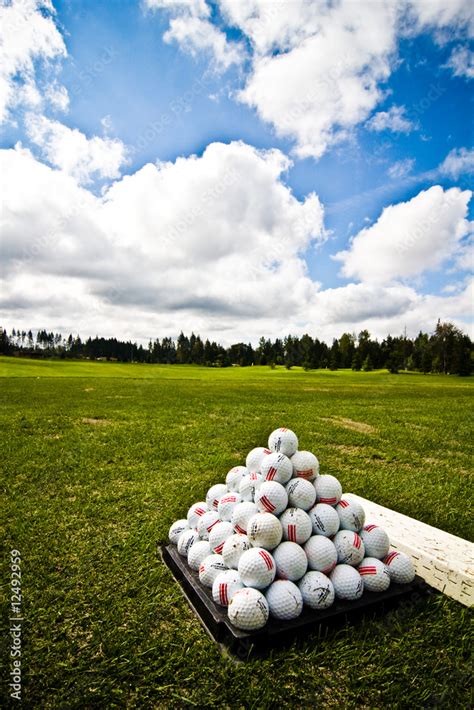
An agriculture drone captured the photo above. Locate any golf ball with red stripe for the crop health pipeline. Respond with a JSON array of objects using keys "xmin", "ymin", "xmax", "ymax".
[
  {"xmin": 358, "ymin": 557, "xmax": 390, "ymax": 592},
  {"xmin": 239, "ymin": 471, "xmax": 263, "ymax": 502},
  {"xmin": 336, "ymin": 496, "xmax": 365, "ymax": 532},
  {"xmin": 199, "ymin": 554, "xmax": 227, "ymax": 587},
  {"xmin": 217, "ymin": 492, "xmax": 243, "ymax": 522},
  {"xmin": 268, "ymin": 428, "xmax": 299, "ymax": 457},
  {"xmin": 261, "ymin": 452, "xmax": 293, "ymax": 484},
  {"xmin": 291, "ymin": 450, "xmax": 320, "ymax": 482},
  {"xmin": 212, "ymin": 570, "xmax": 244, "ymax": 606},
  {"xmin": 313, "ymin": 475, "xmax": 342, "ymax": 506},
  {"xmin": 226, "ymin": 466, "xmax": 249, "ymax": 492},
  {"xmin": 245, "ymin": 447, "xmax": 272, "ymax": 473},
  {"xmin": 231, "ymin": 501, "xmax": 258, "ymax": 534},
  {"xmin": 238, "ymin": 547, "xmax": 276, "ymax": 588},
  {"xmin": 208, "ymin": 521, "xmax": 234, "ymax": 554},
  {"xmin": 383, "ymin": 550, "xmax": 415, "ymax": 584},
  {"xmin": 206, "ymin": 484, "xmax": 227, "ymax": 511},
  {"xmin": 187, "ymin": 501, "xmax": 209, "ymax": 530},
  {"xmin": 197, "ymin": 510, "xmax": 221, "ymax": 540},
  {"xmin": 280, "ymin": 508, "xmax": 313, "ymax": 544},
  {"xmin": 360, "ymin": 524, "xmax": 390, "ymax": 559},
  {"xmin": 255, "ymin": 481, "xmax": 288, "ymax": 515},
  {"xmin": 333, "ymin": 530, "xmax": 365, "ymax": 566}
]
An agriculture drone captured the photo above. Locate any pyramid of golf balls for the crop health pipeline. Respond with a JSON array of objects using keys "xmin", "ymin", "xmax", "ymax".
[{"xmin": 168, "ymin": 428, "xmax": 416, "ymax": 631}]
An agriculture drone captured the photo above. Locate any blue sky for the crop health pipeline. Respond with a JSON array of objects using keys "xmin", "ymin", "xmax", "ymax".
[{"xmin": 0, "ymin": 0, "xmax": 473, "ymax": 343}]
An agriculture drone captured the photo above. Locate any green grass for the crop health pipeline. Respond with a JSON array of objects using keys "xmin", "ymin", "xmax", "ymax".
[{"xmin": 2, "ymin": 357, "xmax": 473, "ymax": 708}]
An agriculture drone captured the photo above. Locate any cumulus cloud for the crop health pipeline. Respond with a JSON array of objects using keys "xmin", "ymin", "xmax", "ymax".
[
  {"xmin": 25, "ymin": 114, "xmax": 128, "ymax": 184},
  {"xmin": 0, "ymin": 0, "xmax": 67, "ymax": 123},
  {"xmin": 366, "ymin": 105, "xmax": 416, "ymax": 134},
  {"xmin": 334, "ymin": 186, "xmax": 472, "ymax": 283},
  {"xmin": 444, "ymin": 45, "xmax": 474, "ymax": 78},
  {"xmin": 439, "ymin": 147, "xmax": 474, "ymax": 178}
]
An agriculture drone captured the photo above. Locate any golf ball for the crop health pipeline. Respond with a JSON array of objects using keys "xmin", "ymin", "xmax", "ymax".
[
  {"xmin": 226, "ymin": 466, "xmax": 248, "ymax": 492},
  {"xmin": 265, "ymin": 580, "xmax": 303, "ymax": 620},
  {"xmin": 208, "ymin": 521, "xmax": 234, "ymax": 555},
  {"xmin": 304, "ymin": 535, "xmax": 338, "ymax": 574},
  {"xmin": 206, "ymin": 484, "xmax": 228, "ymax": 511},
  {"xmin": 330, "ymin": 564, "xmax": 364, "ymax": 600},
  {"xmin": 285, "ymin": 478, "xmax": 316, "ymax": 511},
  {"xmin": 168, "ymin": 519, "xmax": 189, "ymax": 545},
  {"xmin": 238, "ymin": 547, "xmax": 276, "ymax": 589},
  {"xmin": 199, "ymin": 554, "xmax": 227, "ymax": 587},
  {"xmin": 358, "ymin": 557, "xmax": 391, "ymax": 592},
  {"xmin": 261, "ymin": 452, "xmax": 293, "ymax": 485},
  {"xmin": 231, "ymin": 501, "xmax": 259, "ymax": 534},
  {"xmin": 187, "ymin": 502, "xmax": 208, "ymax": 530},
  {"xmin": 299, "ymin": 571, "xmax": 335, "ymax": 610},
  {"xmin": 273, "ymin": 541, "xmax": 308, "ymax": 581},
  {"xmin": 245, "ymin": 447, "xmax": 272, "ymax": 473},
  {"xmin": 247, "ymin": 512, "xmax": 283, "ymax": 550},
  {"xmin": 228, "ymin": 587, "xmax": 269, "ymax": 630},
  {"xmin": 197, "ymin": 510, "xmax": 221, "ymax": 540},
  {"xmin": 217, "ymin": 492, "xmax": 243, "ymax": 522},
  {"xmin": 222, "ymin": 533, "xmax": 252, "ymax": 569},
  {"xmin": 239, "ymin": 471, "xmax": 263, "ymax": 502},
  {"xmin": 187, "ymin": 540, "xmax": 211, "ymax": 571},
  {"xmin": 177, "ymin": 529, "xmax": 199, "ymax": 557},
  {"xmin": 291, "ymin": 450, "xmax": 320, "ymax": 482},
  {"xmin": 308, "ymin": 503, "xmax": 340, "ymax": 537},
  {"xmin": 314, "ymin": 475, "xmax": 342, "ymax": 506},
  {"xmin": 268, "ymin": 428, "xmax": 299, "ymax": 457},
  {"xmin": 280, "ymin": 508, "xmax": 313, "ymax": 544},
  {"xmin": 336, "ymin": 496, "xmax": 365, "ymax": 532},
  {"xmin": 212, "ymin": 570, "xmax": 244, "ymax": 606},
  {"xmin": 360, "ymin": 524, "xmax": 390, "ymax": 559},
  {"xmin": 333, "ymin": 530, "xmax": 365, "ymax": 566},
  {"xmin": 255, "ymin": 481, "xmax": 288, "ymax": 515},
  {"xmin": 383, "ymin": 550, "xmax": 415, "ymax": 584}
]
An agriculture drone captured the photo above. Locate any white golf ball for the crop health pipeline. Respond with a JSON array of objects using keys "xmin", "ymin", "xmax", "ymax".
[
  {"xmin": 333, "ymin": 530, "xmax": 365, "ymax": 566},
  {"xmin": 197, "ymin": 510, "xmax": 221, "ymax": 540},
  {"xmin": 187, "ymin": 540, "xmax": 211, "ymax": 571},
  {"xmin": 212, "ymin": 570, "xmax": 244, "ymax": 606},
  {"xmin": 299, "ymin": 571, "xmax": 335, "ymax": 610},
  {"xmin": 255, "ymin": 481, "xmax": 288, "ymax": 515},
  {"xmin": 228, "ymin": 587, "xmax": 269, "ymax": 630},
  {"xmin": 222, "ymin": 533, "xmax": 251, "ymax": 569},
  {"xmin": 314, "ymin": 475, "xmax": 342, "ymax": 506},
  {"xmin": 217, "ymin": 492, "xmax": 243, "ymax": 522},
  {"xmin": 304, "ymin": 535, "xmax": 338, "ymax": 574},
  {"xmin": 383, "ymin": 550, "xmax": 415, "ymax": 584},
  {"xmin": 291, "ymin": 450, "xmax": 320, "ymax": 481},
  {"xmin": 245, "ymin": 447, "xmax": 272, "ymax": 473},
  {"xmin": 209, "ymin": 521, "xmax": 234, "ymax": 555},
  {"xmin": 231, "ymin": 501, "xmax": 259, "ymax": 534},
  {"xmin": 280, "ymin": 508, "xmax": 313, "ymax": 544},
  {"xmin": 261, "ymin": 452, "xmax": 293, "ymax": 485},
  {"xmin": 265, "ymin": 580, "xmax": 303, "ymax": 620},
  {"xmin": 330, "ymin": 564, "xmax": 364, "ymax": 600},
  {"xmin": 226, "ymin": 466, "xmax": 249, "ymax": 492},
  {"xmin": 285, "ymin": 478, "xmax": 316, "ymax": 510},
  {"xmin": 358, "ymin": 557, "xmax": 391, "ymax": 592},
  {"xmin": 168, "ymin": 519, "xmax": 189, "ymax": 545},
  {"xmin": 206, "ymin": 483, "xmax": 227, "ymax": 511},
  {"xmin": 187, "ymin": 501, "xmax": 208, "ymax": 530},
  {"xmin": 177, "ymin": 529, "xmax": 199, "ymax": 557},
  {"xmin": 308, "ymin": 503, "xmax": 340, "ymax": 537},
  {"xmin": 360, "ymin": 524, "xmax": 390, "ymax": 559},
  {"xmin": 268, "ymin": 428, "xmax": 298, "ymax": 457},
  {"xmin": 273, "ymin": 541, "xmax": 308, "ymax": 581},
  {"xmin": 239, "ymin": 471, "xmax": 263, "ymax": 502},
  {"xmin": 238, "ymin": 547, "xmax": 276, "ymax": 589},
  {"xmin": 336, "ymin": 496, "xmax": 365, "ymax": 532},
  {"xmin": 247, "ymin": 512, "xmax": 283, "ymax": 550},
  {"xmin": 199, "ymin": 554, "xmax": 227, "ymax": 587}
]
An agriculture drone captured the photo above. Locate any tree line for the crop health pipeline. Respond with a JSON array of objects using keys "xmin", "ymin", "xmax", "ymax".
[{"xmin": 0, "ymin": 321, "xmax": 471, "ymax": 375}]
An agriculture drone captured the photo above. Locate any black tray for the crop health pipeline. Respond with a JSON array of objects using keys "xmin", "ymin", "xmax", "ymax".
[{"xmin": 160, "ymin": 544, "xmax": 429, "ymax": 658}]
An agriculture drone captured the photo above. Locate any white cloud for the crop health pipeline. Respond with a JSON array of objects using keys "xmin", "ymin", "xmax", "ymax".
[
  {"xmin": 25, "ymin": 114, "xmax": 128, "ymax": 184},
  {"xmin": 444, "ymin": 45, "xmax": 474, "ymax": 78},
  {"xmin": 439, "ymin": 147, "xmax": 474, "ymax": 178},
  {"xmin": 163, "ymin": 15, "xmax": 243, "ymax": 71},
  {"xmin": 366, "ymin": 105, "xmax": 416, "ymax": 134},
  {"xmin": 407, "ymin": 0, "xmax": 474, "ymax": 37},
  {"xmin": 334, "ymin": 186, "xmax": 472, "ymax": 283},
  {"xmin": 0, "ymin": 0, "xmax": 67, "ymax": 123},
  {"xmin": 387, "ymin": 158, "xmax": 415, "ymax": 179}
]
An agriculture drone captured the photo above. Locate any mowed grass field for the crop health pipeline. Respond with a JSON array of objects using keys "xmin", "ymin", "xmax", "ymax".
[{"xmin": 1, "ymin": 356, "xmax": 473, "ymax": 708}]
